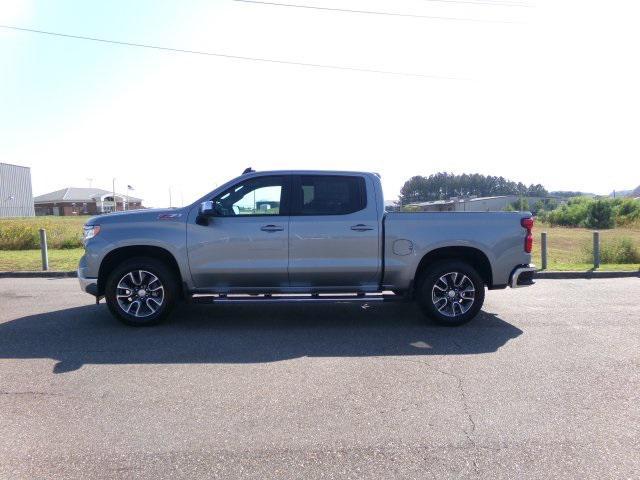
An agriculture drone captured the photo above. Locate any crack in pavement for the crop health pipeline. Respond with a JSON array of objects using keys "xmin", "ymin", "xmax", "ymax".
[{"xmin": 389, "ymin": 357, "xmax": 481, "ymax": 477}]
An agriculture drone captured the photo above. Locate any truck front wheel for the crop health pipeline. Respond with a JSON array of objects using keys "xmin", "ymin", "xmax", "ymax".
[
  {"xmin": 416, "ymin": 260, "xmax": 485, "ymax": 326},
  {"xmin": 105, "ymin": 257, "xmax": 178, "ymax": 326}
]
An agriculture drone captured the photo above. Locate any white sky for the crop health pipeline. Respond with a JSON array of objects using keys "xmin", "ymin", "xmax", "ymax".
[{"xmin": 1, "ymin": 0, "xmax": 639, "ymax": 207}]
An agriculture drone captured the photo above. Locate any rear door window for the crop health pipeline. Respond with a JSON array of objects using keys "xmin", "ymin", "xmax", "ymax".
[{"xmin": 294, "ymin": 175, "xmax": 366, "ymax": 216}]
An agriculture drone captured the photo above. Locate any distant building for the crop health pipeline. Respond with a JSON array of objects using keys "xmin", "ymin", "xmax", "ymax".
[
  {"xmin": 0, "ymin": 162, "xmax": 35, "ymax": 217},
  {"xmin": 34, "ymin": 188, "xmax": 143, "ymax": 216},
  {"xmin": 406, "ymin": 195, "xmax": 560, "ymax": 212}
]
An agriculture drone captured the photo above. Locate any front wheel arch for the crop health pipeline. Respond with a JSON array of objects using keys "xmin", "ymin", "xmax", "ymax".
[
  {"xmin": 98, "ymin": 245, "xmax": 184, "ymax": 299},
  {"xmin": 104, "ymin": 256, "xmax": 179, "ymax": 326}
]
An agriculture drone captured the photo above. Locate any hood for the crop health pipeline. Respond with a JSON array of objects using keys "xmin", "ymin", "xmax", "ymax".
[{"xmin": 85, "ymin": 207, "xmax": 189, "ymax": 225}]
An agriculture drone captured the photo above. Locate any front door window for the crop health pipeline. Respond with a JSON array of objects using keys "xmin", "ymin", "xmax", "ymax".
[{"xmin": 212, "ymin": 176, "xmax": 285, "ymax": 216}]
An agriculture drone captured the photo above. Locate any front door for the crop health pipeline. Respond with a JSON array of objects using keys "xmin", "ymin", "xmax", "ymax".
[
  {"xmin": 288, "ymin": 174, "xmax": 381, "ymax": 288},
  {"xmin": 187, "ymin": 175, "xmax": 290, "ymax": 289}
]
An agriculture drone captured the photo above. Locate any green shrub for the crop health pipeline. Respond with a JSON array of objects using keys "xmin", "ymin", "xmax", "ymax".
[
  {"xmin": 541, "ymin": 197, "xmax": 623, "ymax": 228},
  {"xmin": 543, "ymin": 198, "xmax": 590, "ymax": 227},
  {"xmin": 509, "ymin": 199, "xmax": 529, "ymax": 212},
  {"xmin": 532, "ymin": 198, "xmax": 559, "ymax": 216},
  {"xmin": 614, "ymin": 199, "xmax": 640, "ymax": 226},
  {"xmin": 599, "ymin": 237, "xmax": 640, "ymax": 263},
  {"xmin": 584, "ymin": 200, "xmax": 615, "ymax": 229}
]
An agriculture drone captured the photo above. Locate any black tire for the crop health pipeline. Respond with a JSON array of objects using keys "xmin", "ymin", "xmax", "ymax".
[
  {"xmin": 105, "ymin": 257, "xmax": 178, "ymax": 326},
  {"xmin": 416, "ymin": 260, "xmax": 485, "ymax": 326}
]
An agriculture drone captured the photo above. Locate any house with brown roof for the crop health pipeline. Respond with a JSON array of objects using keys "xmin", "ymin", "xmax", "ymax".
[{"xmin": 34, "ymin": 188, "xmax": 143, "ymax": 216}]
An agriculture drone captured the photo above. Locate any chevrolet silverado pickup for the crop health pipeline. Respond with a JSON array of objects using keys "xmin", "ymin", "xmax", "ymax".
[{"xmin": 78, "ymin": 170, "xmax": 535, "ymax": 326}]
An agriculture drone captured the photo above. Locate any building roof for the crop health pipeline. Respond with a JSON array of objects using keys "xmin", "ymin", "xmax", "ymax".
[
  {"xmin": 0, "ymin": 162, "xmax": 31, "ymax": 170},
  {"xmin": 34, "ymin": 187, "xmax": 142, "ymax": 203}
]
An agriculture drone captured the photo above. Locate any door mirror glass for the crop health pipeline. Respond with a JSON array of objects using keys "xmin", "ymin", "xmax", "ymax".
[{"xmin": 199, "ymin": 200, "xmax": 216, "ymax": 216}]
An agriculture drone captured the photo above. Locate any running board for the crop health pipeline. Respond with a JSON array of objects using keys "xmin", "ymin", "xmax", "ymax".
[{"xmin": 190, "ymin": 293, "xmax": 405, "ymax": 305}]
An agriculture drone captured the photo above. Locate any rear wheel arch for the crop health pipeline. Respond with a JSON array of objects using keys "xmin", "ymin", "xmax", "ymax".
[
  {"xmin": 98, "ymin": 246, "xmax": 183, "ymax": 298},
  {"xmin": 415, "ymin": 259, "xmax": 486, "ymax": 326},
  {"xmin": 413, "ymin": 246, "xmax": 493, "ymax": 291}
]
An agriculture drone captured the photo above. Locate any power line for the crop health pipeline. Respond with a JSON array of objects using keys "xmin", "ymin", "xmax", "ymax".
[
  {"xmin": 232, "ymin": 0, "xmax": 522, "ymax": 23},
  {"xmin": 419, "ymin": 0, "xmax": 531, "ymax": 7},
  {"xmin": 0, "ymin": 24, "xmax": 460, "ymax": 80}
]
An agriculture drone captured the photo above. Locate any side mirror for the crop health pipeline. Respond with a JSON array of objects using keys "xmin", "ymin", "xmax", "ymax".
[{"xmin": 199, "ymin": 201, "xmax": 216, "ymax": 216}]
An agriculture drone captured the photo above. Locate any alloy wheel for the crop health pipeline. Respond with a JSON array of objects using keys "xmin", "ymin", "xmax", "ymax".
[
  {"xmin": 116, "ymin": 270, "xmax": 165, "ymax": 318},
  {"xmin": 431, "ymin": 271, "xmax": 476, "ymax": 318}
]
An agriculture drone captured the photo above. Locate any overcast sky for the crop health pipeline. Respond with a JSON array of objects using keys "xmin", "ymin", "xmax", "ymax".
[{"xmin": 1, "ymin": 0, "xmax": 639, "ymax": 207}]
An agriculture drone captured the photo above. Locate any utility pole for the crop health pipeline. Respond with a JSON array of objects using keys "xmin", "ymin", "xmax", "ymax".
[
  {"xmin": 86, "ymin": 177, "xmax": 94, "ymax": 188},
  {"xmin": 169, "ymin": 187, "xmax": 172, "ymax": 208}
]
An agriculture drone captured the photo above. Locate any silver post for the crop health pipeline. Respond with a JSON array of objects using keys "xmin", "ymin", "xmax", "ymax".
[
  {"xmin": 39, "ymin": 228, "xmax": 49, "ymax": 271},
  {"xmin": 593, "ymin": 231, "xmax": 600, "ymax": 269},
  {"xmin": 541, "ymin": 232, "xmax": 548, "ymax": 270}
]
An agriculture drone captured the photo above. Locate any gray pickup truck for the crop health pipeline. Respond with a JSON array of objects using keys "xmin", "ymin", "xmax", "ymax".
[{"xmin": 78, "ymin": 170, "xmax": 535, "ymax": 326}]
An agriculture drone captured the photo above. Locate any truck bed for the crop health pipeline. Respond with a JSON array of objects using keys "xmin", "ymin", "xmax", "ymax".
[{"xmin": 382, "ymin": 211, "xmax": 531, "ymax": 289}]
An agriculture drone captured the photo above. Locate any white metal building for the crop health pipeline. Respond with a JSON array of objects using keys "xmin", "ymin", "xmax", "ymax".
[
  {"xmin": 407, "ymin": 195, "xmax": 556, "ymax": 212},
  {"xmin": 0, "ymin": 162, "xmax": 35, "ymax": 217}
]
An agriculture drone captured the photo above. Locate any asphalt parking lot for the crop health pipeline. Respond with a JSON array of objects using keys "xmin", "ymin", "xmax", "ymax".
[{"xmin": 0, "ymin": 277, "xmax": 638, "ymax": 479}]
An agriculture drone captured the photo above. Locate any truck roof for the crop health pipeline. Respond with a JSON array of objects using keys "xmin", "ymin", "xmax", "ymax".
[{"xmin": 241, "ymin": 169, "xmax": 380, "ymax": 178}]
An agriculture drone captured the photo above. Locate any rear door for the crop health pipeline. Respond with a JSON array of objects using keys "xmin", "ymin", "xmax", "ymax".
[
  {"xmin": 187, "ymin": 175, "xmax": 291, "ymax": 289},
  {"xmin": 288, "ymin": 174, "xmax": 380, "ymax": 288}
]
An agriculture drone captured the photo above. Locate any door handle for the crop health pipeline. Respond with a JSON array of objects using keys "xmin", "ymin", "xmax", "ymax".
[
  {"xmin": 261, "ymin": 224, "xmax": 284, "ymax": 232},
  {"xmin": 350, "ymin": 224, "xmax": 374, "ymax": 232}
]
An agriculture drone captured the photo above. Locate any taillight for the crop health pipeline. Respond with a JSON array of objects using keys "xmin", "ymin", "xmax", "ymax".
[
  {"xmin": 521, "ymin": 217, "xmax": 533, "ymax": 253},
  {"xmin": 524, "ymin": 233, "xmax": 533, "ymax": 253}
]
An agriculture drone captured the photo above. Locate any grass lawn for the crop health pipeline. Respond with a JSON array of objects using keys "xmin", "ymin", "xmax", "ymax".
[
  {"xmin": 532, "ymin": 223, "xmax": 640, "ymax": 271},
  {"xmin": 0, "ymin": 248, "xmax": 83, "ymax": 271},
  {"xmin": 0, "ymin": 216, "xmax": 86, "ymax": 249}
]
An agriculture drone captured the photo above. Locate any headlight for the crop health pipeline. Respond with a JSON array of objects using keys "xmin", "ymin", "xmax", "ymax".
[{"xmin": 83, "ymin": 225, "xmax": 101, "ymax": 241}]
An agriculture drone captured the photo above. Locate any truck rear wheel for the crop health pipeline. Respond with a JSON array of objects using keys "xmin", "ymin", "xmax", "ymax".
[
  {"xmin": 416, "ymin": 260, "xmax": 485, "ymax": 326},
  {"xmin": 105, "ymin": 257, "xmax": 178, "ymax": 326}
]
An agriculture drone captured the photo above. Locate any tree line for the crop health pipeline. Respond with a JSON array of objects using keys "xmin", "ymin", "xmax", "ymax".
[{"xmin": 398, "ymin": 172, "xmax": 548, "ymax": 205}]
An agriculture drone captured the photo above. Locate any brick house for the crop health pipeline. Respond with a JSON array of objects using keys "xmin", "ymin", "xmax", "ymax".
[{"xmin": 34, "ymin": 188, "xmax": 143, "ymax": 216}]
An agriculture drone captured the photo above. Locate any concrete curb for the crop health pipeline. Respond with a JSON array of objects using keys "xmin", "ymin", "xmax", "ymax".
[
  {"xmin": 0, "ymin": 270, "xmax": 638, "ymax": 279},
  {"xmin": 535, "ymin": 271, "xmax": 639, "ymax": 279},
  {"xmin": 0, "ymin": 271, "xmax": 77, "ymax": 278}
]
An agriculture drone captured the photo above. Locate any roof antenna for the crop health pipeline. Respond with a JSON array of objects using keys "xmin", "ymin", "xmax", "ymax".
[{"xmin": 242, "ymin": 167, "xmax": 255, "ymax": 174}]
